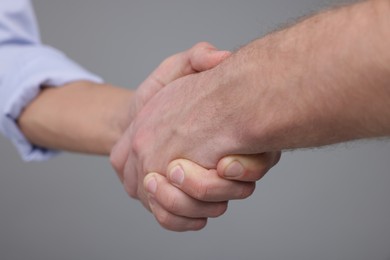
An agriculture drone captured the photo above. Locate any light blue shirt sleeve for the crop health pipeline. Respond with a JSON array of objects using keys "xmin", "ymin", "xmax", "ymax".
[{"xmin": 0, "ymin": 0, "xmax": 103, "ymax": 161}]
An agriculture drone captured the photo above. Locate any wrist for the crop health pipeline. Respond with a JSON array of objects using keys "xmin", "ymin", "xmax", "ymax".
[
  {"xmin": 86, "ymin": 82, "xmax": 135, "ymax": 155},
  {"xmin": 243, "ymin": 0, "xmax": 390, "ymax": 152},
  {"xmin": 201, "ymin": 49, "xmax": 270, "ymax": 154}
]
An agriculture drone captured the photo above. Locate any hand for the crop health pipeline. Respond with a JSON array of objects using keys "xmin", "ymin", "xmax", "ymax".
[
  {"xmin": 144, "ymin": 153, "xmax": 281, "ymax": 231},
  {"xmin": 111, "ymin": 42, "xmax": 230, "ymax": 183},
  {"xmin": 112, "ymin": 65, "xmax": 265, "ymax": 195},
  {"xmin": 111, "ymin": 46, "xmax": 282, "ymax": 230}
]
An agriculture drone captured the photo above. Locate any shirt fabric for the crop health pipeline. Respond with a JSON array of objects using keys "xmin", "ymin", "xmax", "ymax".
[{"xmin": 0, "ymin": 0, "xmax": 102, "ymax": 161}]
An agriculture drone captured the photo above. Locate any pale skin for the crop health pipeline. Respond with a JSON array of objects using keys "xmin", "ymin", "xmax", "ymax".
[
  {"xmin": 18, "ymin": 43, "xmax": 280, "ymax": 231},
  {"xmin": 111, "ymin": 0, "xmax": 390, "ymax": 230}
]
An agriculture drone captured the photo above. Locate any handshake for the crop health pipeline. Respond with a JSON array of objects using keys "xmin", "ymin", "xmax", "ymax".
[
  {"xmin": 18, "ymin": 0, "xmax": 390, "ymax": 232},
  {"xmin": 109, "ymin": 43, "xmax": 281, "ymax": 231},
  {"xmin": 19, "ymin": 42, "xmax": 281, "ymax": 232}
]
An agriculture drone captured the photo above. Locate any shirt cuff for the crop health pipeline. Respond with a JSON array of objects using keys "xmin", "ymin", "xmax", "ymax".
[{"xmin": 0, "ymin": 45, "xmax": 102, "ymax": 161}]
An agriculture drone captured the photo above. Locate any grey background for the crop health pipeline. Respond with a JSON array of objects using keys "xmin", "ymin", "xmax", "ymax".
[{"xmin": 1, "ymin": 0, "xmax": 389, "ymax": 259}]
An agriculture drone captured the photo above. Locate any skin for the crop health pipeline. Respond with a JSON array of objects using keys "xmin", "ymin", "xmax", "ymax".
[
  {"xmin": 18, "ymin": 43, "xmax": 280, "ymax": 231},
  {"xmin": 111, "ymin": 0, "xmax": 390, "ymax": 230}
]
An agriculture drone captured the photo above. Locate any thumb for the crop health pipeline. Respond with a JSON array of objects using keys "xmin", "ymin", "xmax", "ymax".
[
  {"xmin": 217, "ymin": 152, "xmax": 281, "ymax": 182},
  {"xmin": 190, "ymin": 44, "xmax": 231, "ymax": 72}
]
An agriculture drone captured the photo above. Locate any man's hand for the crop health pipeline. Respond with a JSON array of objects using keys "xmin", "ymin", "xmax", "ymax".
[
  {"xmin": 143, "ymin": 153, "xmax": 280, "ymax": 231},
  {"xmin": 111, "ymin": 42, "xmax": 231, "ymax": 183},
  {"xmin": 110, "ymin": 43, "xmax": 281, "ymax": 231},
  {"xmin": 111, "ymin": 0, "xmax": 390, "ymax": 231},
  {"xmin": 111, "ymin": 65, "xmax": 261, "ymax": 201}
]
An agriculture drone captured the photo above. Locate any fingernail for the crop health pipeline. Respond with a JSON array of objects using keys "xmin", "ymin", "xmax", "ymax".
[
  {"xmin": 224, "ymin": 161, "xmax": 244, "ymax": 178},
  {"xmin": 146, "ymin": 176, "xmax": 157, "ymax": 194},
  {"xmin": 169, "ymin": 165, "xmax": 184, "ymax": 186}
]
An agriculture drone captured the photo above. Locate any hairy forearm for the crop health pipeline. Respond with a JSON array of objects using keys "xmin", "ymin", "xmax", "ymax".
[
  {"xmin": 18, "ymin": 81, "xmax": 134, "ymax": 155},
  {"xmin": 216, "ymin": 0, "xmax": 390, "ymax": 153}
]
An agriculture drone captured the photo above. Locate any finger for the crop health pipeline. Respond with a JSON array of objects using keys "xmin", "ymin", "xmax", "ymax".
[
  {"xmin": 144, "ymin": 173, "xmax": 228, "ymax": 218},
  {"xmin": 148, "ymin": 197, "xmax": 208, "ymax": 232},
  {"xmin": 135, "ymin": 42, "xmax": 230, "ymax": 110},
  {"xmin": 150, "ymin": 42, "xmax": 230, "ymax": 87},
  {"xmin": 144, "ymin": 174, "xmax": 208, "ymax": 232},
  {"xmin": 110, "ymin": 125, "xmax": 134, "ymax": 183},
  {"xmin": 188, "ymin": 42, "xmax": 231, "ymax": 72},
  {"xmin": 166, "ymin": 159, "xmax": 256, "ymax": 202},
  {"xmin": 217, "ymin": 152, "xmax": 282, "ymax": 182}
]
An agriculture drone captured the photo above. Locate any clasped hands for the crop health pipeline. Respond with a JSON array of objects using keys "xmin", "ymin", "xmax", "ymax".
[{"xmin": 110, "ymin": 43, "xmax": 281, "ymax": 231}]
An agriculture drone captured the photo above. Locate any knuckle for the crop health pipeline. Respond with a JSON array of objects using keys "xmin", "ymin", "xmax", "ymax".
[
  {"xmin": 121, "ymin": 166, "xmax": 139, "ymax": 199},
  {"xmin": 155, "ymin": 210, "xmax": 173, "ymax": 229},
  {"xmin": 193, "ymin": 41, "xmax": 212, "ymax": 50},
  {"xmin": 260, "ymin": 159, "xmax": 270, "ymax": 171},
  {"xmin": 250, "ymin": 164, "xmax": 267, "ymax": 179},
  {"xmin": 239, "ymin": 183, "xmax": 256, "ymax": 199},
  {"xmin": 248, "ymin": 153, "xmax": 278, "ymax": 180},
  {"xmin": 254, "ymin": 165, "xmax": 269, "ymax": 180},
  {"xmin": 160, "ymin": 55, "xmax": 175, "ymax": 69},
  {"xmin": 128, "ymin": 190, "xmax": 138, "ymax": 199},
  {"xmin": 130, "ymin": 129, "xmax": 145, "ymax": 158},
  {"xmin": 164, "ymin": 192, "xmax": 180, "ymax": 214},
  {"xmin": 136, "ymin": 186, "xmax": 145, "ymax": 200},
  {"xmin": 194, "ymin": 179, "xmax": 210, "ymax": 200},
  {"xmin": 210, "ymin": 202, "xmax": 228, "ymax": 218},
  {"xmin": 124, "ymin": 181, "xmax": 138, "ymax": 199},
  {"xmin": 192, "ymin": 219, "xmax": 208, "ymax": 231},
  {"xmin": 130, "ymin": 136, "xmax": 140, "ymax": 157},
  {"xmin": 273, "ymin": 152, "xmax": 282, "ymax": 165},
  {"xmin": 109, "ymin": 153, "xmax": 122, "ymax": 175}
]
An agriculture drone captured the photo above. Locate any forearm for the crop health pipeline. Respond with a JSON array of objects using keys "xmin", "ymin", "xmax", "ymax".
[
  {"xmin": 18, "ymin": 81, "xmax": 134, "ymax": 155},
  {"xmin": 217, "ymin": 0, "xmax": 390, "ymax": 152}
]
